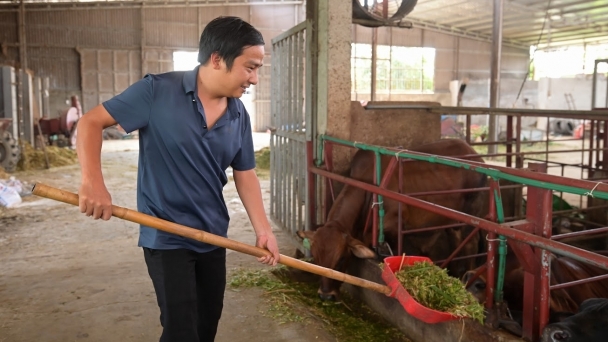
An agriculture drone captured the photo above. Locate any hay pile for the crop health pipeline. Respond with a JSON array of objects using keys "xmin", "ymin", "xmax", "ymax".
[
  {"xmin": 0, "ymin": 166, "xmax": 9, "ymax": 179},
  {"xmin": 392, "ymin": 260, "xmax": 484, "ymax": 323},
  {"xmin": 17, "ymin": 143, "xmax": 79, "ymax": 171}
]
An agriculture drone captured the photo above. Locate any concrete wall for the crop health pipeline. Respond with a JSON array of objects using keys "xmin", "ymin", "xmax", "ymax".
[
  {"xmin": 461, "ymin": 78, "xmax": 539, "ymax": 129},
  {"xmin": 349, "ymin": 101, "xmax": 441, "ymax": 149},
  {"xmin": 0, "ymin": 3, "xmax": 305, "ymax": 125},
  {"xmin": 537, "ymin": 76, "xmax": 608, "ymax": 110},
  {"xmin": 328, "ymin": 101, "xmax": 441, "ymax": 177},
  {"xmin": 456, "ymin": 76, "xmax": 608, "ymax": 132}
]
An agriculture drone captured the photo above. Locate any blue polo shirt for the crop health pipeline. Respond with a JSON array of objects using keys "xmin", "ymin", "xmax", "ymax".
[{"xmin": 102, "ymin": 66, "xmax": 256, "ymax": 253}]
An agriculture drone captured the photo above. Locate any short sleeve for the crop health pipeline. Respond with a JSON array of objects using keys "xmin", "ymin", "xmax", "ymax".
[
  {"xmin": 230, "ymin": 110, "xmax": 256, "ymax": 171},
  {"xmin": 102, "ymin": 74, "xmax": 153, "ymax": 133}
]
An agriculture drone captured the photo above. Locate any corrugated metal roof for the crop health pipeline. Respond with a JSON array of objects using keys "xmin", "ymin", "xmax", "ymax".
[
  {"xmin": 1, "ymin": 0, "xmax": 605, "ymax": 49},
  {"xmin": 408, "ymin": 0, "xmax": 608, "ymax": 49}
]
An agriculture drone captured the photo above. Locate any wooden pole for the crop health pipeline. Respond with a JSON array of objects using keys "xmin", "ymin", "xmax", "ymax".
[{"xmin": 31, "ymin": 183, "xmax": 392, "ymax": 296}]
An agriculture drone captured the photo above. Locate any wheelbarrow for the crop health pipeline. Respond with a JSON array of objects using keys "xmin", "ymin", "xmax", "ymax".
[{"xmin": 31, "ymin": 183, "xmax": 459, "ymax": 324}]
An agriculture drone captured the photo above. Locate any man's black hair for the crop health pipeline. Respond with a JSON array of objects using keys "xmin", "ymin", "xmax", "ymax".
[{"xmin": 198, "ymin": 16, "xmax": 265, "ymax": 71}]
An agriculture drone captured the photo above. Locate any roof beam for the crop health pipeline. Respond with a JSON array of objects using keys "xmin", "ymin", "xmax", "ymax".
[
  {"xmin": 406, "ymin": 17, "xmax": 529, "ymax": 49},
  {"xmin": 0, "ymin": 0, "xmax": 303, "ymax": 12}
]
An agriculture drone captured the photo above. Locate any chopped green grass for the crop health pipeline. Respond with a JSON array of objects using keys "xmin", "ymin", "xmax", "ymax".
[
  {"xmin": 229, "ymin": 266, "xmax": 411, "ymax": 342},
  {"xmin": 390, "ymin": 261, "xmax": 484, "ymax": 324}
]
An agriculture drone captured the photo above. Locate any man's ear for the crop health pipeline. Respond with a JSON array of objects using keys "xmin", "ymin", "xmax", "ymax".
[{"xmin": 210, "ymin": 52, "xmax": 223, "ymax": 69}]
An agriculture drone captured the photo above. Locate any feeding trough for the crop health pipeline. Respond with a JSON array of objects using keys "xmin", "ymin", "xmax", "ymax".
[{"xmin": 382, "ymin": 256, "xmax": 461, "ymax": 324}]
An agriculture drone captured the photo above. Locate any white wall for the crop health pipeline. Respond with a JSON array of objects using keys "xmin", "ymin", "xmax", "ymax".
[{"xmin": 537, "ymin": 76, "xmax": 608, "ymax": 110}]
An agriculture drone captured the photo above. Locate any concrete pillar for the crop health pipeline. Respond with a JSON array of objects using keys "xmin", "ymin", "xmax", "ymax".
[{"xmin": 308, "ymin": 0, "xmax": 352, "ymax": 172}]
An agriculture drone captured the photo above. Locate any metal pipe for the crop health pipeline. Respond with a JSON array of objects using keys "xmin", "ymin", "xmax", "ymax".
[
  {"xmin": 592, "ymin": 60, "xmax": 599, "ymax": 109},
  {"xmin": 566, "ymin": 215, "xmax": 607, "ymax": 228},
  {"xmin": 318, "ymin": 135, "xmax": 608, "ymax": 199},
  {"xmin": 603, "ymin": 120, "xmax": 608, "ymax": 170},
  {"xmin": 488, "ymin": 0, "xmax": 503, "ymax": 156},
  {"xmin": 307, "ymin": 141, "xmax": 316, "ymax": 230},
  {"xmin": 401, "ymin": 186, "xmax": 489, "ymax": 197},
  {"xmin": 552, "ymin": 204, "xmax": 608, "ymax": 216},
  {"xmin": 474, "ymin": 147, "xmax": 608, "ymax": 159},
  {"xmin": 506, "ymin": 115, "xmax": 513, "ymax": 167},
  {"xmin": 404, "ymin": 222, "xmax": 468, "ymax": 234},
  {"xmin": 309, "ymin": 165, "xmax": 608, "ymax": 271},
  {"xmin": 16, "ymin": 0, "xmax": 27, "ymax": 161},
  {"xmin": 552, "ymin": 226, "xmax": 608, "ymax": 241},
  {"xmin": 550, "ymin": 273, "xmax": 608, "ymax": 291},
  {"xmin": 398, "ymin": 159, "xmax": 403, "ymax": 255},
  {"xmin": 440, "ymin": 226, "xmax": 481, "ymax": 269},
  {"xmin": 0, "ymin": 1, "xmax": 305, "ymax": 12},
  {"xmin": 435, "ymin": 252, "xmax": 487, "ymax": 264},
  {"xmin": 371, "ymin": 27, "xmax": 377, "ymax": 102},
  {"xmin": 362, "ymin": 104, "xmax": 608, "ymax": 118},
  {"xmin": 324, "ymin": 142, "xmax": 334, "ymax": 220},
  {"xmin": 491, "ymin": 179, "xmax": 508, "ymax": 304},
  {"xmin": 485, "ymin": 181, "xmax": 498, "ymax": 310},
  {"xmin": 372, "ymin": 154, "xmax": 379, "ymax": 248}
]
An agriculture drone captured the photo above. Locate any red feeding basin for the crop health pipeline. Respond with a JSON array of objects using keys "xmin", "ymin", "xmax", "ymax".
[{"xmin": 381, "ymin": 256, "xmax": 460, "ymax": 324}]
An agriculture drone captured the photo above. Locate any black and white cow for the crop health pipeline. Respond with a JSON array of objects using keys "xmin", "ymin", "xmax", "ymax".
[{"xmin": 541, "ymin": 298, "xmax": 608, "ymax": 342}]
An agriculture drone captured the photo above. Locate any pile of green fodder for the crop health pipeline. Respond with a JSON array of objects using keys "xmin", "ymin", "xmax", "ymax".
[
  {"xmin": 390, "ymin": 260, "xmax": 484, "ymax": 323},
  {"xmin": 17, "ymin": 143, "xmax": 78, "ymax": 171},
  {"xmin": 229, "ymin": 266, "xmax": 411, "ymax": 342}
]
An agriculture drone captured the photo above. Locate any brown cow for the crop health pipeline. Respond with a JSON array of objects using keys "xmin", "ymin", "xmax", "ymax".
[
  {"xmin": 298, "ymin": 139, "xmax": 488, "ymax": 300},
  {"xmin": 463, "ymin": 251, "xmax": 608, "ymax": 320}
]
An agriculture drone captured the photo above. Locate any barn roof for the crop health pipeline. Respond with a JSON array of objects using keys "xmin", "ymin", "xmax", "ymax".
[
  {"xmin": 410, "ymin": 0, "xmax": 608, "ymax": 49},
  {"xmin": 1, "ymin": 0, "xmax": 606, "ymax": 50}
]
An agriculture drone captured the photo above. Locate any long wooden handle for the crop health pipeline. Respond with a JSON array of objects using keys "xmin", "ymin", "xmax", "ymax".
[{"xmin": 32, "ymin": 183, "xmax": 392, "ymax": 295}]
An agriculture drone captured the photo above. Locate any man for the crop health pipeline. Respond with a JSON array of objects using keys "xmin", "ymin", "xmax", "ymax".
[{"xmin": 76, "ymin": 16, "xmax": 280, "ymax": 342}]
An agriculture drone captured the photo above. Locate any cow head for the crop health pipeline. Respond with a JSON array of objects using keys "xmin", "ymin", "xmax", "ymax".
[
  {"xmin": 297, "ymin": 226, "xmax": 375, "ymax": 301},
  {"xmin": 462, "ymin": 254, "xmax": 526, "ymax": 312},
  {"xmin": 462, "ymin": 269, "xmax": 487, "ymax": 304},
  {"xmin": 541, "ymin": 298, "xmax": 608, "ymax": 342}
]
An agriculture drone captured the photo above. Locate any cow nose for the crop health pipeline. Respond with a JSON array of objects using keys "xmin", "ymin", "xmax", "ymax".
[
  {"xmin": 462, "ymin": 271, "xmax": 486, "ymax": 291},
  {"xmin": 318, "ymin": 292, "xmax": 337, "ymax": 301},
  {"xmin": 462, "ymin": 271, "xmax": 474, "ymax": 284},
  {"xmin": 550, "ymin": 330, "xmax": 570, "ymax": 341}
]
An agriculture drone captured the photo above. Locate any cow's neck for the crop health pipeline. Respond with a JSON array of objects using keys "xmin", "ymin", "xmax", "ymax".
[{"xmin": 325, "ymin": 185, "xmax": 368, "ymax": 234}]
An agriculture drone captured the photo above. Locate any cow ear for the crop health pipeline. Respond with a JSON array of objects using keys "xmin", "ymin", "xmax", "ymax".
[
  {"xmin": 579, "ymin": 298, "xmax": 608, "ymax": 312},
  {"xmin": 296, "ymin": 230, "xmax": 315, "ymax": 242},
  {"xmin": 347, "ymin": 237, "xmax": 376, "ymax": 259}
]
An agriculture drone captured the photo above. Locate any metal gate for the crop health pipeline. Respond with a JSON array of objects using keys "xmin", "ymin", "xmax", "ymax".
[{"xmin": 270, "ymin": 21, "xmax": 311, "ymax": 238}]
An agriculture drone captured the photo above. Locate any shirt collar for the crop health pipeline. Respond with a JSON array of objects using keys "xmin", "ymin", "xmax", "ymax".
[
  {"xmin": 182, "ymin": 65, "xmax": 242, "ymax": 119},
  {"xmin": 182, "ymin": 65, "xmax": 199, "ymax": 94}
]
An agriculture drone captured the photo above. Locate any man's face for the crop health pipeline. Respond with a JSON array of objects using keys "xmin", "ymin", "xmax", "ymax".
[{"xmin": 222, "ymin": 45, "xmax": 264, "ymax": 98}]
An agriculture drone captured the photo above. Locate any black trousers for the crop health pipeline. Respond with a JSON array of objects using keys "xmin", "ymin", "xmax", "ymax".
[{"xmin": 143, "ymin": 247, "xmax": 226, "ymax": 342}]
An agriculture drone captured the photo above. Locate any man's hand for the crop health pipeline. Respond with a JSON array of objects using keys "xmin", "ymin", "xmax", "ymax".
[
  {"xmin": 256, "ymin": 232, "xmax": 280, "ymax": 266},
  {"xmin": 78, "ymin": 181, "xmax": 113, "ymax": 220}
]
